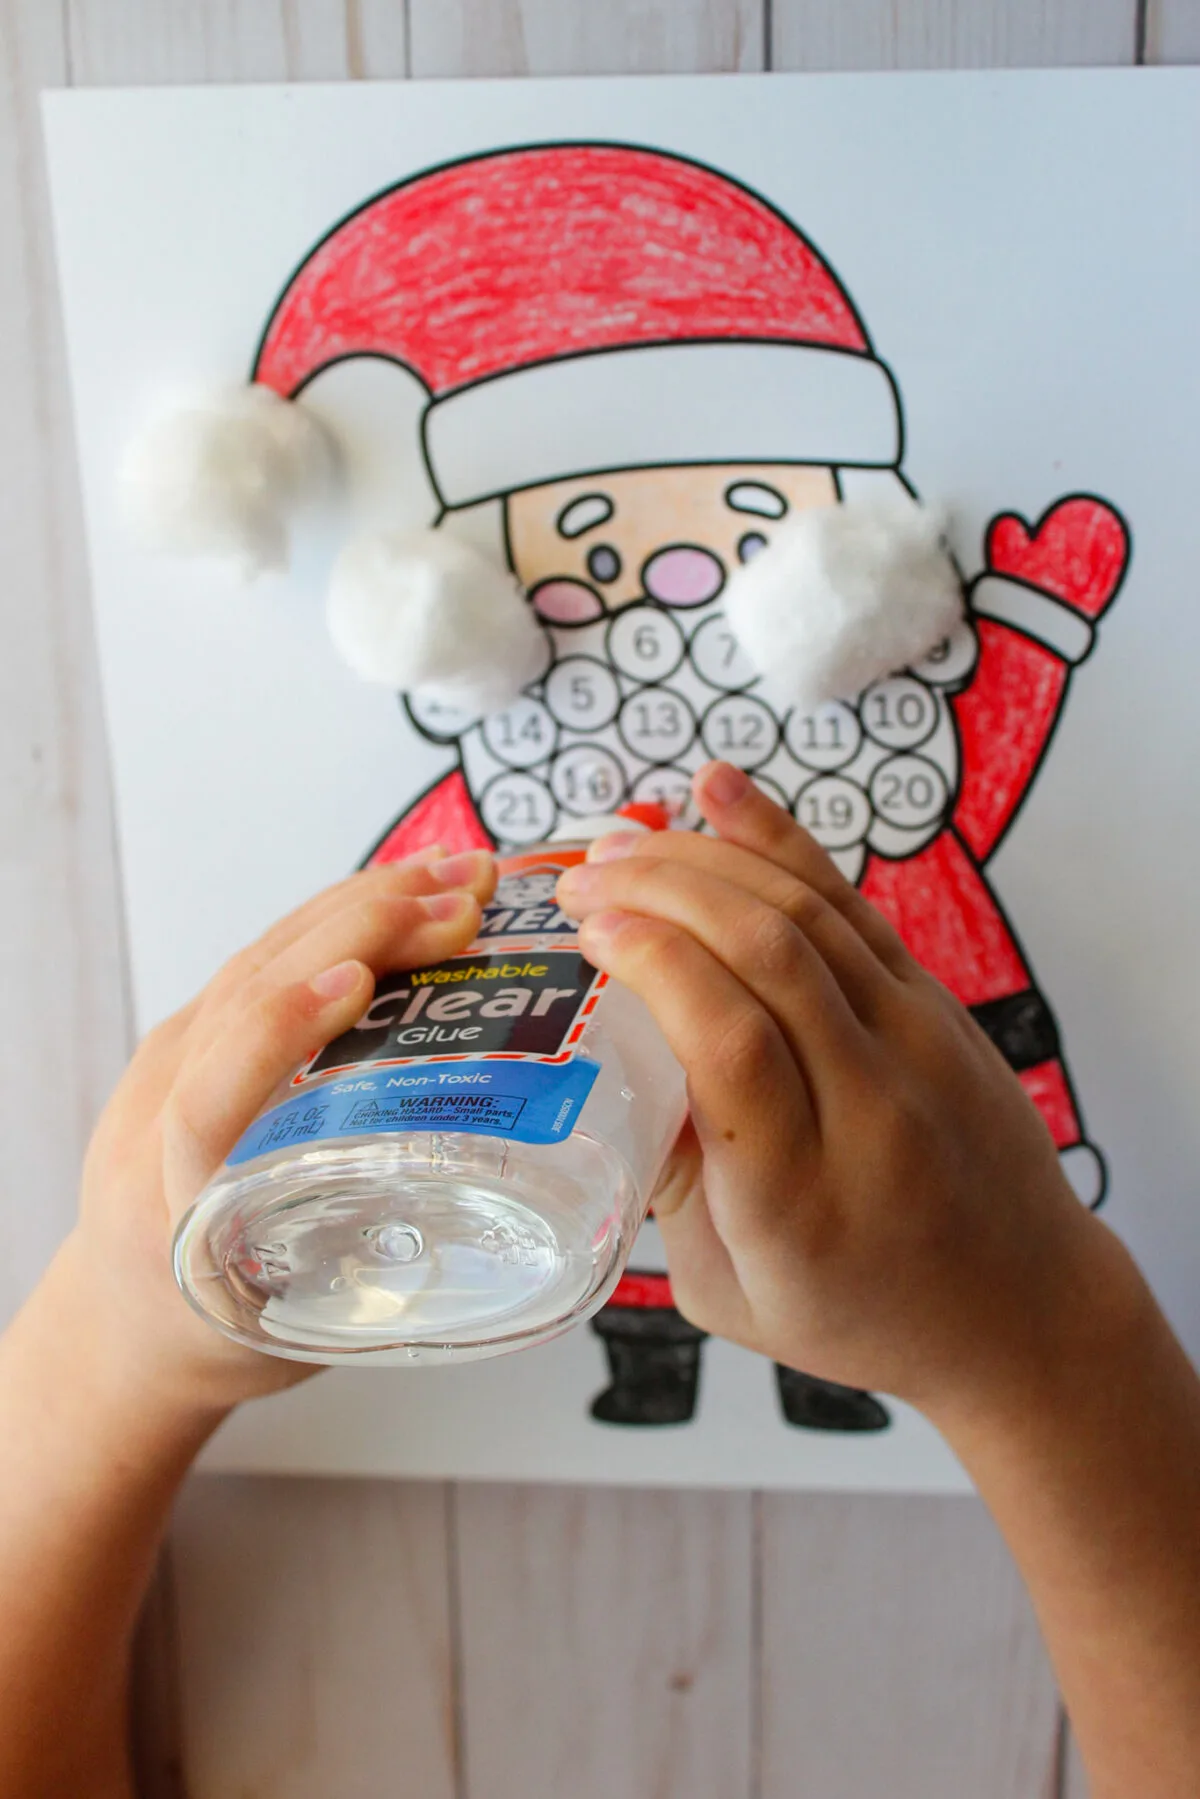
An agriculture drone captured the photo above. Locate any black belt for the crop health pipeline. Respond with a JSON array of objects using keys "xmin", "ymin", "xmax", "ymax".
[{"xmin": 969, "ymin": 989, "xmax": 1060, "ymax": 1071}]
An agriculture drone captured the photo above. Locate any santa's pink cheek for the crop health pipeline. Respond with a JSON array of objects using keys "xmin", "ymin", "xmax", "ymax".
[{"xmin": 530, "ymin": 579, "xmax": 606, "ymax": 624}]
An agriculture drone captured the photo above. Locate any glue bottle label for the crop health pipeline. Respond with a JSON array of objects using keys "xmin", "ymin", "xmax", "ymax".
[{"xmin": 227, "ymin": 847, "xmax": 604, "ymax": 1166}]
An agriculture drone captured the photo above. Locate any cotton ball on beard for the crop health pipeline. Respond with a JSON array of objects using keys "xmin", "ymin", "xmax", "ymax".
[
  {"xmin": 723, "ymin": 499, "xmax": 965, "ymax": 712},
  {"xmin": 118, "ymin": 384, "xmax": 334, "ymax": 577},
  {"xmin": 327, "ymin": 528, "xmax": 548, "ymax": 716}
]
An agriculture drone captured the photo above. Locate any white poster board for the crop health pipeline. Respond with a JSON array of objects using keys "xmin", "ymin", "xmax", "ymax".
[{"xmin": 43, "ymin": 69, "xmax": 1200, "ymax": 1492}]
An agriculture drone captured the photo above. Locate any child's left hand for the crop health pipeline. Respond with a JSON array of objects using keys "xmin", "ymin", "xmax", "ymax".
[{"xmin": 69, "ymin": 851, "xmax": 495, "ymax": 1413}]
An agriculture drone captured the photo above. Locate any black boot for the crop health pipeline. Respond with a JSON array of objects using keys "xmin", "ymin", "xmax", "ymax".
[
  {"xmin": 775, "ymin": 1366, "xmax": 891, "ymax": 1433},
  {"xmin": 589, "ymin": 1306, "xmax": 708, "ymax": 1426}
]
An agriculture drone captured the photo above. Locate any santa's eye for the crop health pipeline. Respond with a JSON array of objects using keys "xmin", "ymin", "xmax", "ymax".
[
  {"xmin": 726, "ymin": 481, "xmax": 788, "ymax": 519},
  {"xmin": 557, "ymin": 493, "xmax": 614, "ymax": 538},
  {"xmin": 738, "ymin": 532, "xmax": 768, "ymax": 563},
  {"xmin": 587, "ymin": 543, "xmax": 622, "ymax": 584}
]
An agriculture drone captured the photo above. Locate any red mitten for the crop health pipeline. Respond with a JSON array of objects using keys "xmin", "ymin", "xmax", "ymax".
[
  {"xmin": 954, "ymin": 494, "xmax": 1131, "ymax": 864},
  {"xmin": 985, "ymin": 495, "xmax": 1130, "ymax": 622}
]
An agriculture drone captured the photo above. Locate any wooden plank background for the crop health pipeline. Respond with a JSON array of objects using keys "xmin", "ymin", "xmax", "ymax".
[{"xmin": 2, "ymin": 1, "xmax": 1190, "ymax": 1793}]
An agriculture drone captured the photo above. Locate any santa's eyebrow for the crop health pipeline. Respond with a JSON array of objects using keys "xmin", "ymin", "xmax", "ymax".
[
  {"xmin": 725, "ymin": 481, "xmax": 788, "ymax": 519},
  {"xmin": 556, "ymin": 493, "xmax": 615, "ymax": 538}
]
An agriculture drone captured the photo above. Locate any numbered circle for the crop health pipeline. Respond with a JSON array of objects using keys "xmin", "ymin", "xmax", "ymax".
[
  {"xmin": 700, "ymin": 694, "xmax": 780, "ymax": 771},
  {"xmin": 869, "ymin": 754, "xmax": 949, "ymax": 831},
  {"xmin": 688, "ymin": 613, "xmax": 756, "ymax": 690},
  {"xmin": 785, "ymin": 700, "xmax": 862, "ymax": 772},
  {"xmin": 861, "ymin": 676, "xmax": 939, "ymax": 751},
  {"xmin": 479, "ymin": 771, "xmax": 557, "ymax": 846},
  {"xmin": 910, "ymin": 618, "xmax": 979, "ymax": 688},
  {"xmin": 550, "ymin": 744, "xmax": 627, "ymax": 817},
  {"xmin": 481, "ymin": 695, "xmax": 556, "ymax": 769},
  {"xmin": 405, "ymin": 690, "xmax": 476, "ymax": 742},
  {"xmin": 631, "ymin": 764, "xmax": 698, "ymax": 826},
  {"xmin": 618, "ymin": 687, "xmax": 698, "ymax": 765},
  {"xmin": 544, "ymin": 656, "xmax": 620, "ymax": 731},
  {"xmin": 607, "ymin": 604, "xmax": 686, "ymax": 683},
  {"xmin": 794, "ymin": 775, "xmax": 872, "ymax": 850}
]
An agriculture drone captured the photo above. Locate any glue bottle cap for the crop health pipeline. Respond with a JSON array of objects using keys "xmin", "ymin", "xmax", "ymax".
[{"xmin": 547, "ymin": 801, "xmax": 672, "ymax": 845}]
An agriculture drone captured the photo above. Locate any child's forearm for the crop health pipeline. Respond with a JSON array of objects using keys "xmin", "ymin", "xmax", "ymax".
[
  {"xmin": 0, "ymin": 1235, "xmax": 231, "ymax": 1798},
  {"xmin": 930, "ymin": 1225, "xmax": 1200, "ymax": 1799},
  {"xmin": 0, "ymin": 859, "xmax": 491, "ymax": 1796}
]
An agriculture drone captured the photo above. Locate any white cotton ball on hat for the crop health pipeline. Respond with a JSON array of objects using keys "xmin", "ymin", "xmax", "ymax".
[
  {"xmin": 723, "ymin": 498, "xmax": 964, "ymax": 711},
  {"xmin": 327, "ymin": 528, "xmax": 548, "ymax": 714},
  {"xmin": 118, "ymin": 384, "xmax": 335, "ymax": 577}
]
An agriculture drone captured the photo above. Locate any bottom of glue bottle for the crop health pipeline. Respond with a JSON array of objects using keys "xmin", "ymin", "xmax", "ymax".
[{"xmin": 173, "ymin": 1121, "xmax": 641, "ymax": 1366}]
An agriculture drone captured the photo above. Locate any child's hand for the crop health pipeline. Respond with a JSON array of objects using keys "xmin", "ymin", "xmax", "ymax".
[
  {"xmin": 71, "ymin": 850, "xmax": 495, "ymax": 1412},
  {"xmin": 558, "ymin": 765, "xmax": 1113, "ymax": 1417}
]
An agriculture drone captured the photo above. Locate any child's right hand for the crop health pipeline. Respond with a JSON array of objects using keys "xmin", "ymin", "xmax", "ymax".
[{"xmin": 558, "ymin": 764, "xmax": 1132, "ymax": 1421}]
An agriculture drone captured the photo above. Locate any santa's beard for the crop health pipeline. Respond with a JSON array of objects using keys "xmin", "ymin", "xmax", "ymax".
[{"xmin": 407, "ymin": 511, "xmax": 975, "ymax": 879}]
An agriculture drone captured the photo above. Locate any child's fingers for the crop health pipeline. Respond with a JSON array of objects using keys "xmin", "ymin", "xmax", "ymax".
[
  {"xmin": 162, "ymin": 959, "xmax": 376, "ymax": 1214},
  {"xmin": 190, "ymin": 887, "xmax": 482, "ymax": 1060},
  {"xmin": 566, "ymin": 860, "xmax": 867, "ymax": 1081},
  {"xmin": 164, "ymin": 896, "xmax": 484, "ymax": 1205},
  {"xmin": 92, "ymin": 860, "xmax": 486, "ymax": 1150},
  {"xmin": 83, "ymin": 1006, "xmax": 200, "ymax": 1170},
  {"xmin": 577, "ymin": 836, "xmax": 898, "ymax": 1025},
  {"xmin": 197, "ymin": 851, "xmax": 496, "ymax": 1022},
  {"xmin": 649, "ymin": 1117, "xmax": 705, "ymax": 1223},
  {"xmin": 692, "ymin": 763, "xmax": 915, "ymax": 976},
  {"xmin": 102, "ymin": 872, "xmax": 453, "ymax": 1169},
  {"xmin": 197, "ymin": 858, "xmax": 443, "ymax": 1011},
  {"xmin": 577, "ymin": 909, "xmax": 817, "ymax": 1248},
  {"xmin": 241, "ymin": 888, "xmax": 479, "ymax": 1003},
  {"xmin": 650, "ymin": 1123, "xmax": 757, "ymax": 1343}
]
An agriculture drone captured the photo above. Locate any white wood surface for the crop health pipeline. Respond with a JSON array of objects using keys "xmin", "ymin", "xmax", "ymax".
[
  {"xmin": 7, "ymin": 1, "xmax": 1186, "ymax": 1795},
  {"xmin": 772, "ymin": 0, "xmax": 1137, "ymax": 68},
  {"xmin": 454, "ymin": 1483, "xmax": 754, "ymax": 1799},
  {"xmin": 1145, "ymin": 0, "xmax": 1200, "ymax": 62},
  {"xmin": 66, "ymin": 0, "xmax": 410, "ymax": 83},
  {"xmin": 409, "ymin": 0, "xmax": 764, "ymax": 76},
  {"xmin": 760, "ymin": 1494, "xmax": 1060, "ymax": 1798},
  {"xmin": 0, "ymin": 0, "xmax": 129, "ymax": 1321},
  {"xmin": 171, "ymin": 1476, "xmax": 458, "ymax": 1799}
]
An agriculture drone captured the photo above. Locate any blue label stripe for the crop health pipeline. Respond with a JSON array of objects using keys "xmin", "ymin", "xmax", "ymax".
[{"xmin": 228, "ymin": 1057, "xmax": 600, "ymax": 1167}]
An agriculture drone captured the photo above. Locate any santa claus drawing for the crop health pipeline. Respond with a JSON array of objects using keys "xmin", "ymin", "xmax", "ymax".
[{"xmin": 130, "ymin": 143, "xmax": 1131, "ymax": 1433}]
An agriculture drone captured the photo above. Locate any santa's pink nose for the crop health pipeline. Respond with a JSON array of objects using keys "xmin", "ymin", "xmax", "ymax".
[{"xmin": 643, "ymin": 546, "xmax": 725, "ymax": 608}]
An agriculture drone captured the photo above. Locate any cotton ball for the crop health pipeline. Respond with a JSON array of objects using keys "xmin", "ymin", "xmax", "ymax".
[
  {"xmin": 118, "ymin": 384, "xmax": 334, "ymax": 577},
  {"xmin": 328, "ymin": 528, "xmax": 548, "ymax": 713},
  {"xmin": 723, "ymin": 499, "xmax": 964, "ymax": 711}
]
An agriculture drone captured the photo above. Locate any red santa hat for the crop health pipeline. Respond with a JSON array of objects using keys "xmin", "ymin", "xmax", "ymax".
[
  {"xmin": 253, "ymin": 143, "xmax": 900, "ymax": 502},
  {"xmin": 123, "ymin": 145, "xmax": 954, "ymax": 710}
]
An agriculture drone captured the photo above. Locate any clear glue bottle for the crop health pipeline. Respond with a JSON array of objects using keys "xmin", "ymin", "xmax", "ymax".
[{"xmin": 173, "ymin": 808, "xmax": 688, "ymax": 1364}]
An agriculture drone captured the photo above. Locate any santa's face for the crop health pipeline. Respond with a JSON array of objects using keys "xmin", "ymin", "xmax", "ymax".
[
  {"xmin": 506, "ymin": 463, "xmax": 837, "ymax": 625},
  {"xmin": 411, "ymin": 461, "xmax": 977, "ymax": 875}
]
